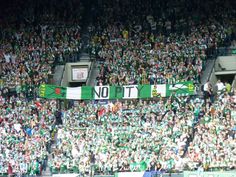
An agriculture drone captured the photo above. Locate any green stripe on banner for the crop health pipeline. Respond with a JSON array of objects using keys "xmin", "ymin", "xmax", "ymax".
[
  {"xmin": 110, "ymin": 86, "xmax": 123, "ymax": 99},
  {"xmin": 40, "ymin": 84, "xmax": 67, "ymax": 99},
  {"xmin": 138, "ymin": 85, "xmax": 151, "ymax": 98},
  {"xmin": 81, "ymin": 86, "xmax": 93, "ymax": 100}
]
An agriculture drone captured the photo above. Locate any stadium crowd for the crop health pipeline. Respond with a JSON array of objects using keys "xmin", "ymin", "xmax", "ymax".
[
  {"xmin": 0, "ymin": 0, "xmax": 82, "ymax": 176},
  {"xmin": 90, "ymin": 0, "xmax": 234, "ymax": 86},
  {"xmin": 0, "ymin": 0, "xmax": 236, "ymax": 176},
  {"xmin": 0, "ymin": 0, "xmax": 82, "ymax": 98},
  {"xmin": 49, "ymin": 88, "xmax": 236, "ymax": 175},
  {"xmin": 0, "ymin": 98, "xmax": 57, "ymax": 176},
  {"xmin": 50, "ymin": 96, "xmax": 195, "ymax": 174},
  {"xmin": 48, "ymin": 0, "xmax": 236, "ymax": 175},
  {"xmin": 0, "ymin": 24, "xmax": 81, "ymax": 97}
]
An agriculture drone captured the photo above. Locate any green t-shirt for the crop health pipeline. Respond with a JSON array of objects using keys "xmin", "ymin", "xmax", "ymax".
[{"xmin": 139, "ymin": 161, "xmax": 147, "ymax": 171}]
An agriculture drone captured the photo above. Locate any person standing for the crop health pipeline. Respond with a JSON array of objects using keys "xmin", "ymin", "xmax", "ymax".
[
  {"xmin": 7, "ymin": 163, "xmax": 13, "ymax": 177},
  {"xmin": 203, "ymin": 81, "xmax": 213, "ymax": 104},
  {"xmin": 215, "ymin": 80, "xmax": 225, "ymax": 96},
  {"xmin": 89, "ymin": 150, "xmax": 95, "ymax": 177}
]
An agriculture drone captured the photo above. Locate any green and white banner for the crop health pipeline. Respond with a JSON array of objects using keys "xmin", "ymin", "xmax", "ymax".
[{"xmin": 39, "ymin": 82, "xmax": 194, "ymax": 100}]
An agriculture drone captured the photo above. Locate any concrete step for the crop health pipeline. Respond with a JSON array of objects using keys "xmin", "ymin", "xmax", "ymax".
[
  {"xmin": 80, "ymin": 52, "xmax": 90, "ymax": 62},
  {"xmin": 87, "ymin": 62, "xmax": 99, "ymax": 86},
  {"xmin": 80, "ymin": 57, "xmax": 90, "ymax": 60},
  {"xmin": 42, "ymin": 169, "xmax": 52, "ymax": 177},
  {"xmin": 53, "ymin": 65, "xmax": 65, "ymax": 86},
  {"xmin": 198, "ymin": 58, "xmax": 216, "ymax": 95},
  {"xmin": 201, "ymin": 59, "xmax": 215, "ymax": 84},
  {"xmin": 80, "ymin": 52, "xmax": 90, "ymax": 57}
]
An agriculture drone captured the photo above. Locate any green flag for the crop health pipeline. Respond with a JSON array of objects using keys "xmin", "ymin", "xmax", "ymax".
[
  {"xmin": 166, "ymin": 81, "xmax": 194, "ymax": 96},
  {"xmin": 39, "ymin": 84, "xmax": 67, "ymax": 99}
]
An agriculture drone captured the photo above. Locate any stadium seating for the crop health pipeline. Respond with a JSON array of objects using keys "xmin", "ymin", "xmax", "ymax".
[{"xmin": 0, "ymin": 0, "xmax": 235, "ymax": 176}]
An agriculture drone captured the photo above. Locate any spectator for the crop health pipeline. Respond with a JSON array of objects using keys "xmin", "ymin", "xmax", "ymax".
[{"xmin": 215, "ymin": 80, "xmax": 225, "ymax": 95}]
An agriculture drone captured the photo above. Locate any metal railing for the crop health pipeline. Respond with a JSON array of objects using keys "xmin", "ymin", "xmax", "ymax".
[{"xmin": 216, "ymin": 47, "xmax": 236, "ymax": 56}]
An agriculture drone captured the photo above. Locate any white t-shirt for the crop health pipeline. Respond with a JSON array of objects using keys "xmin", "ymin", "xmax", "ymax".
[
  {"xmin": 203, "ymin": 83, "xmax": 209, "ymax": 91},
  {"xmin": 216, "ymin": 82, "xmax": 225, "ymax": 91},
  {"xmin": 4, "ymin": 53, "xmax": 10, "ymax": 63},
  {"xmin": 11, "ymin": 54, "xmax": 17, "ymax": 63}
]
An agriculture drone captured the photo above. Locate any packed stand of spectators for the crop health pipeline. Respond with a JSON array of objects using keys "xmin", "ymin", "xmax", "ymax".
[
  {"xmin": 0, "ymin": 0, "xmax": 236, "ymax": 176},
  {"xmin": 0, "ymin": 0, "xmax": 82, "ymax": 98},
  {"xmin": 89, "ymin": 0, "xmax": 235, "ymax": 86},
  {"xmin": 0, "ymin": 98, "xmax": 57, "ymax": 176},
  {"xmin": 185, "ymin": 87, "xmax": 236, "ymax": 170},
  {"xmin": 0, "ymin": 0, "xmax": 83, "ymax": 176},
  {"xmin": 50, "ymin": 96, "xmax": 196, "ymax": 175},
  {"xmin": 49, "ymin": 84, "xmax": 236, "ymax": 175}
]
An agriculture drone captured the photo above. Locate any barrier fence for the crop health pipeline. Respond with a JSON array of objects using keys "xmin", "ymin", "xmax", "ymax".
[
  {"xmin": 184, "ymin": 171, "xmax": 236, "ymax": 177},
  {"xmin": 50, "ymin": 171, "xmax": 236, "ymax": 177}
]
